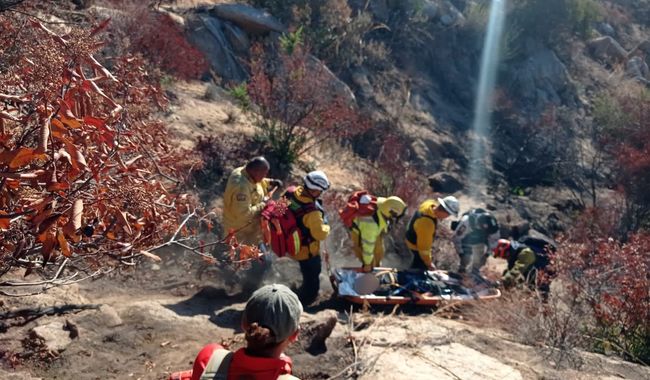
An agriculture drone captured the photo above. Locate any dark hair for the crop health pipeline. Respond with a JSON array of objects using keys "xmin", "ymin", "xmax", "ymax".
[
  {"xmin": 245, "ymin": 156, "xmax": 270, "ymax": 172},
  {"xmin": 245, "ymin": 322, "xmax": 278, "ymax": 352}
]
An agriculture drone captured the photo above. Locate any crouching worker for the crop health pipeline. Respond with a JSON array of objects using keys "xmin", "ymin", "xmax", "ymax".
[
  {"xmin": 190, "ymin": 284, "xmax": 303, "ymax": 380},
  {"xmin": 493, "ymin": 239, "xmax": 553, "ymax": 299},
  {"xmin": 344, "ymin": 195, "xmax": 407, "ymax": 272},
  {"xmin": 405, "ymin": 196, "xmax": 460, "ymax": 271}
]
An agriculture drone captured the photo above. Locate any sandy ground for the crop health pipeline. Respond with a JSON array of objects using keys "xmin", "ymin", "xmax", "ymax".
[{"xmin": 2, "ymin": 247, "xmax": 649, "ymax": 380}]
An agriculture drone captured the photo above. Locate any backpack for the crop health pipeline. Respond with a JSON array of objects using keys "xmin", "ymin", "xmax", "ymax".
[
  {"xmin": 199, "ymin": 348, "xmax": 299, "ymax": 380},
  {"xmin": 338, "ymin": 190, "xmax": 378, "ymax": 228},
  {"xmin": 261, "ymin": 186, "xmax": 317, "ymax": 258},
  {"xmin": 518, "ymin": 235, "xmax": 557, "ymax": 269}
]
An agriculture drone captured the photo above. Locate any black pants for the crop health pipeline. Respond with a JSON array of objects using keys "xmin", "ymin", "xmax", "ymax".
[
  {"xmin": 410, "ymin": 250, "xmax": 429, "ymax": 271},
  {"xmin": 298, "ymin": 255, "xmax": 322, "ymax": 305}
]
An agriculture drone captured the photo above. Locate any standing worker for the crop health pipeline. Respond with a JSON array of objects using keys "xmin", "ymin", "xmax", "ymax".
[
  {"xmin": 222, "ymin": 157, "xmax": 283, "ymax": 244},
  {"xmin": 405, "ymin": 196, "xmax": 460, "ymax": 270},
  {"xmin": 284, "ymin": 171, "xmax": 331, "ymax": 305}
]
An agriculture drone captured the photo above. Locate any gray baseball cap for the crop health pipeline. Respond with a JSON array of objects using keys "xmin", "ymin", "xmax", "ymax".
[{"xmin": 243, "ymin": 284, "xmax": 303, "ymax": 343}]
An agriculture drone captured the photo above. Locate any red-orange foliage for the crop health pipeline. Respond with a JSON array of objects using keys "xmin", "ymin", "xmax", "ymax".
[
  {"xmin": 245, "ymin": 42, "xmax": 369, "ymax": 172},
  {"xmin": 597, "ymin": 87, "xmax": 650, "ymax": 231},
  {"xmin": 554, "ymin": 207, "xmax": 650, "ymax": 362},
  {"xmin": 103, "ymin": 1, "xmax": 208, "ymax": 80},
  {"xmin": 363, "ymin": 133, "xmax": 424, "ymax": 206},
  {"xmin": 0, "ymin": 12, "xmax": 199, "ymax": 277}
]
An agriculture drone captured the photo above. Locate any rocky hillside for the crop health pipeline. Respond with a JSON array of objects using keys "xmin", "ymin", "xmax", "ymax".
[{"xmin": 1, "ymin": 1, "xmax": 649, "ymax": 379}]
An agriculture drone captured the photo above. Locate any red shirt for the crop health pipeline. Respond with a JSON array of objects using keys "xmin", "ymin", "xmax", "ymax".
[{"xmin": 191, "ymin": 344, "xmax": 294, "ymax": 380}]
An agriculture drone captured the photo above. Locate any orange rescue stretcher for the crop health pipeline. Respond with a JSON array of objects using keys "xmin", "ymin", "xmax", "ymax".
[{"xmin": 330, "ymin": 267, "xmax": 501, "ymax": 306}]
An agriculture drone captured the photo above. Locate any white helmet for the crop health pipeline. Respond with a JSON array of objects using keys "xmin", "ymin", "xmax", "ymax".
[
  {"xmin": 437, "ymin": 196, "xmax": 459, "ymax": 217},
  {"xmin": 304, "ymin": 170, "xmax": 330, "ymax": 192}
]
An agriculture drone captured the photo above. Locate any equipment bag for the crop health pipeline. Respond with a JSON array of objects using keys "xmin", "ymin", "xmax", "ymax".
[
  {"xmin": 518, "ymin": 235, "xmax": 557, "ymax": 269},
  {"xmin": 338, "ymin": 190, "xmax": 378, "ymax": 228},
  {"xmin": 261, "ymin": 187, "xmax": 316, "ymax": 258}
]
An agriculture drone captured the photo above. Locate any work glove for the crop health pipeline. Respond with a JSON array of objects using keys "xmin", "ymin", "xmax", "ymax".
[{"xmin": 268, "ymin": 179, "xmax": 283, "ymax": 189}]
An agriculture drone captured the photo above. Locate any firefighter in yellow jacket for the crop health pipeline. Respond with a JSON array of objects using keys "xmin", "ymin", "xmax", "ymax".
[
  {"xmin": 284, "ymin": 171, "xmax": 331, "ymax": 305},
  {"xmin": 405, "ymin": 196, "xmax": 460, "ymax": 270},
  {"xmin": 350, "ymin": 196, "xmax": 407, "ymax": 272},
  {"xmin": 223, "ymin": 157, "xmax": 282, "ymax": 244}
]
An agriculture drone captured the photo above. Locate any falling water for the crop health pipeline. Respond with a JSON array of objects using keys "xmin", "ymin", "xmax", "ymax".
[{"xmin": 468, "ymin": 0, "xmax": 508, "ymax": 197}]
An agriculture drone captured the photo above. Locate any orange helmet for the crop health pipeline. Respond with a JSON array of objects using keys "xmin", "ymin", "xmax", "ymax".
[{"xmin": 493, "ymin": 239, "xmax": 511, "ymax": 259}]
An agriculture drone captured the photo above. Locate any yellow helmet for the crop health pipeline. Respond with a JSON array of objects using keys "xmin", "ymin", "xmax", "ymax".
[{"xmin": 378, "ymin": 196, "xmax": 407, "ymax": 219}]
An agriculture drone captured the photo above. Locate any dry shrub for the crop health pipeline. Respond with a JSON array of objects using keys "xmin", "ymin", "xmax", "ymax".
[
  {"xmin": 100, "ymin": 1, "xmax": 208, "ymax": 80},
  {"xmin": 554, "ymin": 207, "xmax": 650, "ymax": 364},
  {"xmin": 0, "ymin": 9, "xmax": 199, "ymax": 280},
  {"xmin": 192, "ymin": 135, "xmax": 253, "ymax": 191}
]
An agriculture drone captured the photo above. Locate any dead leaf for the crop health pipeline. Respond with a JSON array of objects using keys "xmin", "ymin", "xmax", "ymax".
[
  {"xmin": 8, "ymin": 147, "xmax": 47, "ymax": 169},
  {"xmin": 0, "ymin": 211, "xmax": 10, "ymax": 229},
  {"xmin": 41, "ymin": 232, "xmax": 57, "ymax": 263},
  {"xmin": 115, "ymin": 209, "xmax": 132, "ymax": 235},
  {"xmin": 37, "ymin": 213, "xmax": 62, "ymax": 235},
  {"xmin": 57, "ymin": 229, "xmax": 71, "ymax": 257}
]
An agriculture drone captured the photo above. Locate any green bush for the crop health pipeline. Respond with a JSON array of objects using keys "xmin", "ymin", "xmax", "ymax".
[{"xmin": 249, "ymin": 0, "xmax": 391, "ymax": 73}]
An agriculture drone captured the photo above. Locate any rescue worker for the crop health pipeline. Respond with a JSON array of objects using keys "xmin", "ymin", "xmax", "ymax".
[
  {"xmin": 284, "ymin": 171, "xmax": 331, "ymax": 305},
  {"xmin": 452, "ymin": 208, "xmax": 500, "ymax": 279},
  {"xmin": 190, "ymin": 284, "xmax": 302, "ymax": 380},
  {"xmin": 350, "ymin": 196, "xmax": 407, "ymax": 272},
  {"xmin": 222, "ymin": 157, "xmax": 283, "ymax": 244},
  {"xmin": 405, "ymin": 196, "xmax": 460, "ymax": 270},
  {"xmin": 493, "ymin": 238, "xmax": 553, "ymax": 298}
]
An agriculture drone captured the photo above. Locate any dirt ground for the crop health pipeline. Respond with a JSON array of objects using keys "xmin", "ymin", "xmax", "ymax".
[{"xmin": 2, "ymin": 246, "xmax": 649, "ymax": 380}]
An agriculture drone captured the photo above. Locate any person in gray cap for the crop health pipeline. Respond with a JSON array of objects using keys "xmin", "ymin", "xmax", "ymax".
[{"xmin": 189, "ymin": 284, "xmax": 303, "ymax": 380}]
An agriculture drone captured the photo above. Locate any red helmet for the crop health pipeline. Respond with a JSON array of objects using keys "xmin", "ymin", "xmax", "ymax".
[{"xmin": 493, "ymin": 239, "xmax": 511, "ymax": 259}]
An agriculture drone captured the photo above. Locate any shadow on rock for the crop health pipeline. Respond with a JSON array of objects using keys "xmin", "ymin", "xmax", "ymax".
[{"xmin": 164, "ymin": 286, "xmax": 247, "ymax": 320}]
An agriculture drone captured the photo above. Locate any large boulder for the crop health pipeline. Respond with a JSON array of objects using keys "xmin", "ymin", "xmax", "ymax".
[
  {"xmin": 222, "ymin": 21, "xmax": 250, "ymax": 54},
  {"xmin": 186, "ymin": 13, "xmax": 248, "ymax": 83},
  {"xmin": 588, "ymin": 36, "xmax": 628, "ymax": 65},
  {"xmin": 508, "ymin": 40, "xmax": 574, "ymax": 112},
  {"xmin": 209, "ymin": 4, "xmax": 286, "ymax": 35},
  {"xmin": 626, "ymin": 56, "xmax": 649, "ymax": 83},
  {"xmin": 428, "ymin": 172, "xmax": 463, "ymax": 193}
]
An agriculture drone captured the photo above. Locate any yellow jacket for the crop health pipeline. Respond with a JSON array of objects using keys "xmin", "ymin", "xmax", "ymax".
[
  {"xmin": 405, "ymin": 199, "xmax": 439, "ymax": 267},
  {"xmin": 222, "ymin": 166, "xmax": 269, "ymax": 244},
  {"xmin": 351, "ymin": 212, "xmax": 387, "ymax": 266},
  {"xmin": 287, "ymin": 186, "xmax": 330, "ymax": 261}
]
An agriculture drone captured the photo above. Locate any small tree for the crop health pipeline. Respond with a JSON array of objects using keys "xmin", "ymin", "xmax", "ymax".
[{"xmin": 236, "ymin": 40, "xmax": 369, "ymax": 176}]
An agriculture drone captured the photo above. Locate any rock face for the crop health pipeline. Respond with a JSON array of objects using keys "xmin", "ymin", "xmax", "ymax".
[
  {"xmin": 588, "ymin": 36, "xmax": 628, "ymax": 64},
  {"xmin": 209, "ymin": 4, "xmax": 286, "ymax": 35},
  {"xmin": 626, "ymin": 56, "xmax": 650, "ymax": 83},
  {"xmin": 186, "ymin": 13, "xmax": 248, "ymax": 83},
  {"xmin": 508, "ymin": 40, "xmax": 574, "ymax": 112}
]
